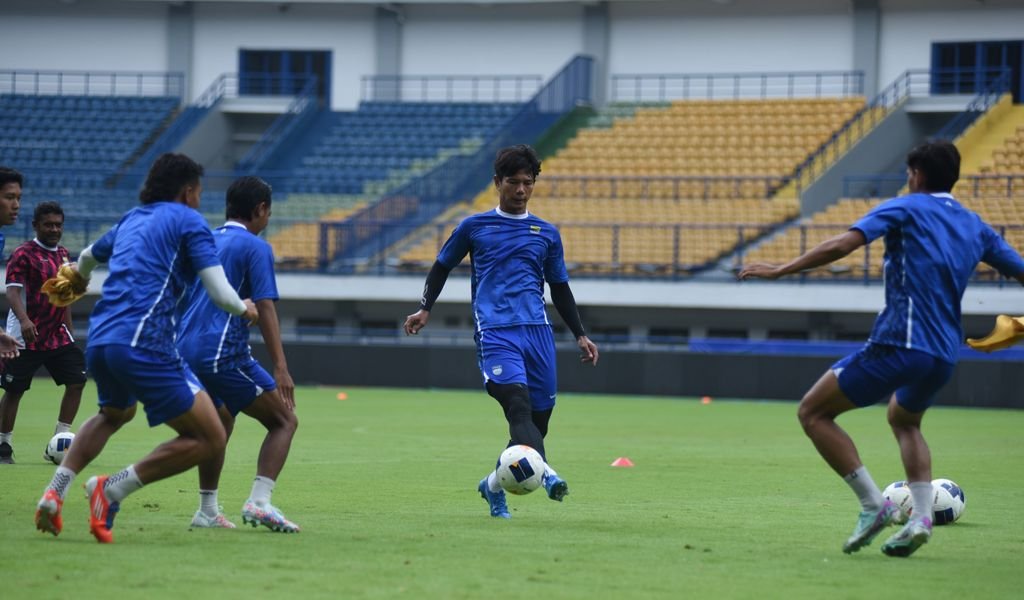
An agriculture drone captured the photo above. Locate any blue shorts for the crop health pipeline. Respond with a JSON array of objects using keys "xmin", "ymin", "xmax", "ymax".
[
  {"xmin": 87, "ymin": 344, "xmax": 203, "ymax": 427},
  {"xmin": 197, "ymin": 359, "xmax": 277, "ymax": 417},
  {"xmin": 831, "ymin": 344, "xmax": 954, "ymax": 413},
  {"xmin": 476, "ymin": 324, "xmax": 558, "ymax": 411}
]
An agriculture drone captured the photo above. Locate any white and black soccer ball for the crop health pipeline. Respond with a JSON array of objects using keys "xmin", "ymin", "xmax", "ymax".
[
  {"xmin": 44, "ymin": 432, "xmax": 75, "ymax": 465},
  {"xmin": 496, "ymin": 445, "xmax": 545, "ymax": 495},
  {"xmin": 932, "ymin": 478, "xmax": 965, "ymax": 525},
  {"xmin": 882, "ymin": 480, "xmax": 913, "ymax": 525}
]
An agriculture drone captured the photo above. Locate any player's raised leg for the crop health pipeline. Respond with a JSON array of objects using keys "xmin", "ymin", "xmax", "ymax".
[
  {"xmin": 797, "ymin": 369, "xmax": 894, "ymax": 553},
  {"xmin": 35, "ymin": 403, "xmax": 137, "ymax": 536},
  {"xmin": 240, "ymin": 388, "xmax": 300, "ymax": 532},
  {"xmin": 87, "ymin": 390, "xmax": 226, "ymax": 543}
]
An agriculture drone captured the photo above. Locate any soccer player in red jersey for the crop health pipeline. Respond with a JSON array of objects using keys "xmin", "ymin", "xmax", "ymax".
[{"xmin": 0, "ymin": 201, "xmax": 86, "ymax": 464}]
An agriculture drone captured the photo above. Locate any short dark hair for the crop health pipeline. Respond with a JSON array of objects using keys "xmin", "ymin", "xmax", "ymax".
[
  {"xmin": 225, "ymin": 176, "xmax": 272, "ymax": 221},
  {"xmin": 0, "ymin": 167, "xmax": 24, "ymax": 189},
  {"xmin": 33, "ymin": 201, "xmax": 64, "ymax": 224},
  {"xmin": 494, "ymin": 145, "xmax": 541, "ymax": 180},
  {"xmin": 907, "ymin": 140, "xmax": 960, "ymax": 193},
  {"xmin": 139, "ymin": 153, "xmax": 204, "ymax": 204}
]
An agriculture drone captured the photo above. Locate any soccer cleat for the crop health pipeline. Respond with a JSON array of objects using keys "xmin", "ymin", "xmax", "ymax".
[
  {"xmin": 35, "ymin": 489, "xmax": 64, "ymax": 536},
  {"xmin": 478, "ymin": 478, "xmax": 511, "ymax": 519},
  {"xmin": 241, "ymin": 499, "xmax": 300, "ymax": 533},
  {"xmin": 85, "ymin": 475, "xmax": 120, "ymax": 544},
  {"xmin": 0, "ymin": 441, "xmax": 13, "ymax": 464},
  {"xmin": 191, "ymin": 507, "xmax": 238, "ymax": 529},
  {"xmin": 842, "ymin": 499, "xmax": 897, "ymax": 554},
  {"xmin": 881, "ymin": 516, "xmax": 933, "ymax": 558},
  {"xmin": 542, "ymin": 473, "xmax": 569, "ymax": 502}
]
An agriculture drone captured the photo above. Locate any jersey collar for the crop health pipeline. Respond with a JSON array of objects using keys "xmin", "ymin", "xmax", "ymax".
[
  {"xmin": 222, "ymin": 220, "xmax": 248, "ymax": 230},
  {"xmin": 32, "ymin": 238, "xmax": 60, "ymax": 252},
  {"xmin": 930, "ymin": 192, "xmax": 954, "ymax": 200},
  {"xmin": 495, "ymin": 206, "xmax": 530, "ymax": 220}
]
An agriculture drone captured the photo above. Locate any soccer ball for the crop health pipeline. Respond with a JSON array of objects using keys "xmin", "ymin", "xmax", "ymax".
[
  {"xmin": 882, "ymin": 480, "xmax": 912, "ymax": 524},
  {"xmin": 44, "ymin": 432, "xmax": 75, "ymax": 465},
  {"xmin": 932, "ymin": 478, "xmax": 965, "ymax": 525},
  {"xmin": 496, "ymin": 445, "xmax": 545, "ymax": 495}
]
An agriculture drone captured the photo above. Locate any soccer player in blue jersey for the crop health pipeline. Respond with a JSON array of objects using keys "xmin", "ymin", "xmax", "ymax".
[
  {"xmin": 34, "ymin": 153, "xmax": 259, "ymax": 543},
  {"xmin": 0, "ymin": 168, "xmax": 24, "ymax": 365},
  {"xmin": 403, "ymin": 144, "xmax": 599, "ymax": 519},
  {"xmin": 739, "ymin": 140, "xmax": 1024, "ymax": 557},
  {"xmin": 178, "ymin": 176, "xmax": 299, "ymax": 533}
]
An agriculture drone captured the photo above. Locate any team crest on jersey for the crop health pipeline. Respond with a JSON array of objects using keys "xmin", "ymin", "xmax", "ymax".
[
  {"xmin": 491, "ymin": 365, "xmax": 503, "ymax": 376},
  {"xmin": 529, "ymin": 225, "xmax": 541, "ymax": 234}
]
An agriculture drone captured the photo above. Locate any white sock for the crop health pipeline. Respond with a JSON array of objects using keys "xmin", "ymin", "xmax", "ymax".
[
  {"xmin": 487, "ymin": 470, "xmax": 502, "ymax": 493},
  {"xmin": 843, "ymin": 466, "xmax": 885, "ymax": 512},
  {"xmin": 908, "ymin": 481, "xmax": 934, "ymax": 522},
  {"xmin": 250, "ymin": 475, "xmax": 275, "ymax": 505},
  {"xmin": 543, "ymin": 463, "xmax": 559, "ymax": 479},
  {"xmin": 54, "ymin": 421, "xmax": 72, "ymax": 435},
  {"xmin": 199, "ymin": 489, "xmax": 219, "ymax": 516},
  {"xmin": 103, "ymin": 465, "xmax": 144, "ymax": 503},
  {"xmin": 0, "ymin": 432, "xmax": 11, "ymax": 446},
  {"xmin": 46, "ymin": 466, "xmax": 77, "ymax": 501}
]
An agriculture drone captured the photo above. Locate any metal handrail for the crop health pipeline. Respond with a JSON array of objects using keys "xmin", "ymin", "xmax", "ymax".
[
  {"xmin": 610, "ymin": 70, "xmax": 864, "ymax": 102},
  {"xmin": 361, "ymin": 74, "xmax": 543, "ymax": 103},
  {"xmin": 0, "ymin": 69, "xmax": 184, "ymax": 97}
]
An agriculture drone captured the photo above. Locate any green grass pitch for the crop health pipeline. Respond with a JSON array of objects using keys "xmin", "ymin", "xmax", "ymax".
[{"xmin": 2, "ymin": 386, "xmax": 1022, "ymax": 599}]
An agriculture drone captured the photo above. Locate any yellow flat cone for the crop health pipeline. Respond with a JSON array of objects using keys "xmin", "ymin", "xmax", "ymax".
[{"xmin": 966, "ymin": 315, "xmax": 1024, "ymax": 353}]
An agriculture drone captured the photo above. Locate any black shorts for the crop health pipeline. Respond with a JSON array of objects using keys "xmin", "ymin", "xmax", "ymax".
[{"xmin": 1, "ymin": 344, "xmax": 87, "ymax": 394}]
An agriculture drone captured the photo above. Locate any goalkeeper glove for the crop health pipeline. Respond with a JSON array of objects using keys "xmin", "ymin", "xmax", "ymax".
[
  {"xmin": 41, "ymin": 263, "xmax": 89, "ymax": 307},
  {"xmin": 965, "ymin": 314, "xmax": 1024, "ymax": 353}
]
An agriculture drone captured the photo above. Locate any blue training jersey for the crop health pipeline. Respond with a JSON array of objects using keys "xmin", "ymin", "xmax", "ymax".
[
  {"xmin": 851, "ymin": 192, "xmax": 1024, "ymax": 363},
  {"xmin": 87, "ymin": 202, "xmax": 221, "ymax": 357},
  {"xmin": 178, "ymin": 222, "xmax": 279, "ymax": 373},
  {"xmin": 436, "ymin": 208, "xmax": 569, "ymax": 331}
]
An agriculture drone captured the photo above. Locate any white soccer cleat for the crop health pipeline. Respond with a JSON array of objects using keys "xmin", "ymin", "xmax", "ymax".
[
  {"xmin": 241, "ymin": 499, "xmax": 300, "ymax": 533},
  {"xmin": 191, "ymin": 507, "xmax": 238, "ymax": 529}
]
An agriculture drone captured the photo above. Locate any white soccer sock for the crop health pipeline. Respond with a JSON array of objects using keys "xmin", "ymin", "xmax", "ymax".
[
  {"xmin": 543, "ymin": 463, "xmax": 559, "ymax": 479},
  {"xmin": 843, "ymin": 466, "xmax": 885, "ymax": 512},
  {"xmin": 908, "ymin": 481, "xmax": 934, "ymax": 522},
  {"xmin": 47, "ymin": 466, "xmax": 77, "ymax": 501},
  {"xmin": 103, "ymin": 465, "xmax": 144, "ymax": 503},
  {"xmin": 250, "ymin": 475, "xmax": 275, "ymax": 505},
  {"xmin": 54, "ymin": 421, "xmax": 72, "ymax": 435},
  {"xmin": 199, "ymin": 489, "xmax": 219, "ymax": 516},
  {"xmin": 486, "ymin": 470, "xmax": 502, "ymax": 493},
  {"xmin": 0, "ymin": 432, "xmax": 11, "ymax": 445}
]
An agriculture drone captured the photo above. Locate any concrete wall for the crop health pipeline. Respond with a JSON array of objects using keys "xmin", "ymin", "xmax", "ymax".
[
  {"xmin": 4, "ymin": 1, "xmax": 1024, "ymax": 109},
  {"xmin": 249, "ymin": 341, "xmax": 1024, "ymax": 409}
]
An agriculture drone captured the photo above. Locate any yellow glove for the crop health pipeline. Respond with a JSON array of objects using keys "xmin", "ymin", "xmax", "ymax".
[
  {"xmin": 41, "ymin": 263, "xmax": 89, "ymax": 307},
  {"xmin": 965, "ymin": 314, "xmax": 1024, "ymax": 353}
]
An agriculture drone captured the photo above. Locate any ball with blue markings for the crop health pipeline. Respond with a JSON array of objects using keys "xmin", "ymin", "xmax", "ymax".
[
  {"xmin": 496, "ymin": 445, "xmax": 545, "ymax": 495},
  {"xmin": 44, "ymin": 432, "xmax": 75, "ymax": 465}
]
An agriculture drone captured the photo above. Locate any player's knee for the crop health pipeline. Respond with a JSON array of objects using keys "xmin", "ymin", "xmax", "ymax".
[
  {"xmin": 488, "ymin": 382, "xmax": 531, "ymax": 422},
  {"xmin": 796, "ymin": 399, "xmax": 822, "ymax": 432}
]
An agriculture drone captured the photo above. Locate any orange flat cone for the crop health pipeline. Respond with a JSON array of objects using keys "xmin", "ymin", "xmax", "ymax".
[
  {"xmin": 336, "ymin": 392, "xmax": 348, "ymax": 400},
  {"xmin": 611, "ymin": 457, "xmax": 635, "ymax": 467}
]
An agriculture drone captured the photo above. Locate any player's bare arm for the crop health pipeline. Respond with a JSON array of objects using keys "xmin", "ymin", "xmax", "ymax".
[
  {"xmin": 6, "ymin": 283, "xmax": 37, "ymax": 344},
  {"xmin": 256, "ymin": 298, "xmax": 295, "ymax": 409},
  {"xmin": 739, "ymin": 230, "xmax": 866, "ymax": 280}
]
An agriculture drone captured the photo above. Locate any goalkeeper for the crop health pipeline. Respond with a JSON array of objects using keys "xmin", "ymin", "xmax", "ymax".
[
  {"xmin": 740, "ymin": 141, "xmax": 1024, "ymax": 558},
  {"xmin": 0, "ymin": 202, "xmax": 86, "ymax": 465}
]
